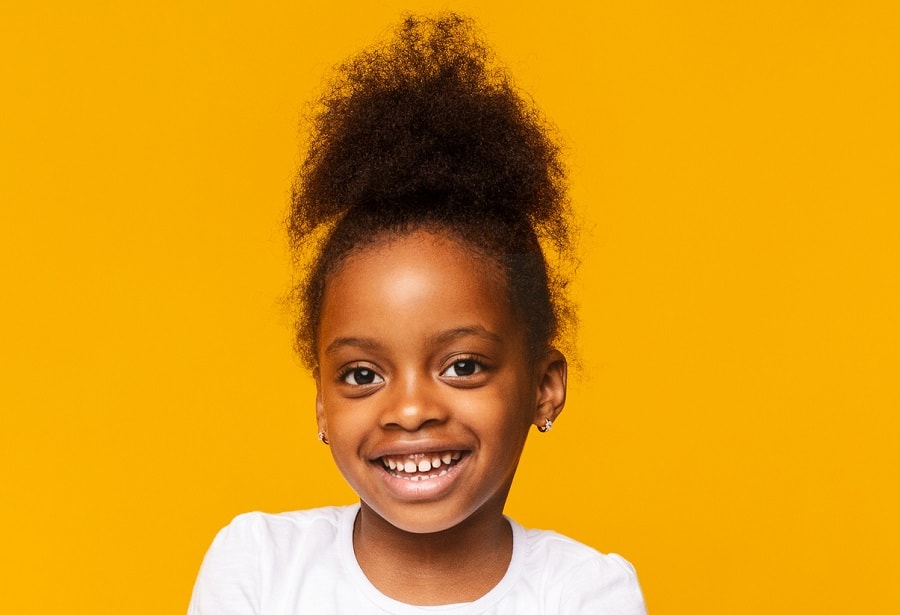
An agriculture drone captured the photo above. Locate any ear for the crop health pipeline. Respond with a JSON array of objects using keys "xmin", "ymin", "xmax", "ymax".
[
  {"xmin": 313, "ymin": 367, "xmax": 327, "ymax": 435},
  {"xmin": 533, "ymin": 349, "xmax": 567, "ymax": 428}
]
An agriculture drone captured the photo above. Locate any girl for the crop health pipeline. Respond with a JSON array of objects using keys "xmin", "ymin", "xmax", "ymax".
[{"xmin": 189, "ymin": 14, "xmax": 647, "ymax": 614}]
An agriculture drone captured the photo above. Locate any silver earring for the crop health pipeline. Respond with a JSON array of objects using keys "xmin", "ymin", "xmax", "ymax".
[
  {"xmin": 317, "ymin": 431, "xmax": 330, "ymax": 445},
  {"xmin": 537, "ymin": 418, "xmax": 553, "ymax": 433}
]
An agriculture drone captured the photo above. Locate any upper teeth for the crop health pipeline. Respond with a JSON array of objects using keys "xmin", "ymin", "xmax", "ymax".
[{"xmin": 382, "ymin": 451, "xmax": 462, "ymax": 475}]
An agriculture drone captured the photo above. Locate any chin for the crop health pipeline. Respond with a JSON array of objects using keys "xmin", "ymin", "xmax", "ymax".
[{"xmin": 369, "ymin": 502, "xmax": 471, "ymax": 534}]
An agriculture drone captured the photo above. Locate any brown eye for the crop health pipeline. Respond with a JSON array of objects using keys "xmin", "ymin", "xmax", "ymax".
[
  {"xmin": 343, "ymin": 367, "xmax": 383, "ymax": 386},
  {"xmin": 442, "ymin": 359, "xmax": 481, "ymax": 378}
]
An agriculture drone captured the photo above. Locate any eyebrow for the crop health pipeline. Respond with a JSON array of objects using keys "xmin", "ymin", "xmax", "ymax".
[
  {"xmin": 324, "ymin": 336, "xmax": 383, "ymax": 355},
  {"xmin": 428, "ymin": 326, "xmax": 502, "ymax": 346},
  {"xmin": 323, "ymin": 326, "xmax": 502, "ymax": 355}
]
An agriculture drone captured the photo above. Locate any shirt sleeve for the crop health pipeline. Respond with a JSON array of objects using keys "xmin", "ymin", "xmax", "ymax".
[
  {"xmin": 187, "ymin": 514, "xmax": 261, "ymax": 615},
  {"xmin": 560, "ymin": 552, "xmax": 649, "ymax": 614}
]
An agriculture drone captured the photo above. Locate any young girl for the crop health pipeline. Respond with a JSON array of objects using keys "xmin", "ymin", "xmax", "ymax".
[{"xmin": 189, "ymin": 14, "xmax": 647, "ymax": 614}]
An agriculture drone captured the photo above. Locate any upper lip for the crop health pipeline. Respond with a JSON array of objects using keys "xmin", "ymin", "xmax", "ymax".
[{"xmin": 367, "ymin": 440, "xmax": 470, "ymax": 461}]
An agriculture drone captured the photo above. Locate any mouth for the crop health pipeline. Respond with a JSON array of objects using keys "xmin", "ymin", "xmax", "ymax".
[{"xmin": 377, "ymin": 450, "xmax": 466, "ymax": 481}]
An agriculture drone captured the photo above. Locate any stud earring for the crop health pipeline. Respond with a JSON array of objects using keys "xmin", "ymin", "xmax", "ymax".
[
  {"xmin": 537, "ymin": 418, "xmax": 553, "ymax": 433},
  {"xmin": 317, "ymin": 431, "xmax": 330, "ymax": 445}
]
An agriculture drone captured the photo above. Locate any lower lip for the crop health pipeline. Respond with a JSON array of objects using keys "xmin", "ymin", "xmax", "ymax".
[{"xmin": 374, "ymin": 455, "xmax": 468, "ymax": 501}]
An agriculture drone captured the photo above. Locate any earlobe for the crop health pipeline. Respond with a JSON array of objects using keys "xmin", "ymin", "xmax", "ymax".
[{"xmin": 534, "ymin": 349, "xmax": 567, "ymax": 430}]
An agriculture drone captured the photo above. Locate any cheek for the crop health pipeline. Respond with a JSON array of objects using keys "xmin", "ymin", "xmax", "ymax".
[
  {"xmin": 323, "ymin": 398, "xmax": 366, "ymax": 439},
  {"xmin": 454, "ymin": 382, "xmax": 533, "ymax": 432},
  {"xmin": 325, "ymin": 420, "xmax": 371, "ymax": 486}
]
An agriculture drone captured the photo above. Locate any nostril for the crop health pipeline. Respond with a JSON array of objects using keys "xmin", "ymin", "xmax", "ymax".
[
  {"xmin": 381, "ymin": 397, "xmax": 447, "ymax": 430},
  {"xmin": 384, "ymin": 415, "xmax": 446, "ymax": 431}
]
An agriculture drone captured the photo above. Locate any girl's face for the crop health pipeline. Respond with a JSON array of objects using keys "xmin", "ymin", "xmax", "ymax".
[{"xmin": 315, "ymin": 230, "xmax": 565, "ymax": 534}]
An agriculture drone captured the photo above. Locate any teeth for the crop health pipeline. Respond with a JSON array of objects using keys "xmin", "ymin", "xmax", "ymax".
[{"xmin": 380, "ymin": 451, "xmax": 464, "ymax": 478}]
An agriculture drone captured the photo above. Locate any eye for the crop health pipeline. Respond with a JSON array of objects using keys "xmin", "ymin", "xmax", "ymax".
[
  {"xmin": 341, "ymin": 366, "xmax": 384, "ymax": 386},
  {"xmin": 441, "ymin": 358, "xmax": 483, "ymax": 378}
]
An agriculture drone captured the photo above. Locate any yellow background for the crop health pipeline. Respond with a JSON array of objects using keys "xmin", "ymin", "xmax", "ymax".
[{"xmin": 2, "ymin": 1, "xmax": 898, "ymax": 613}]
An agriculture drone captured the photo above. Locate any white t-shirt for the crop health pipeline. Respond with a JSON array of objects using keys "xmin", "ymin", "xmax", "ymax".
[{"xmin": 188, "ymin": 504, "xmax": 647, "ymax": 614}]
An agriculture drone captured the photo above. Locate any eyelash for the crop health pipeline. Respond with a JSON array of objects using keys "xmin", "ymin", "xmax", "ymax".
[
  {"xmin": 440, "ymin": 356, "xmax": 485, "ymax": 379},
  {"xmin": 337, "ymin": 364, "xmax": 384, "ymax": 387},
  {"xmin": 335, "ymin": 355, "xmax": 488, "ymax": 388}
]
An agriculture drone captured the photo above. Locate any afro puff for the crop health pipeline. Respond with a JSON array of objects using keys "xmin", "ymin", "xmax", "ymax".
[{"xmin": 289, "ymin": 13, "xmax": 576, "ymax": 369}]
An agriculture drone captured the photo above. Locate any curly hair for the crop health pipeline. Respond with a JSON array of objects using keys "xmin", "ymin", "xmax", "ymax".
[{"xmin": 289, "ymin": 13, "xmax": 575, "ymax": 369}]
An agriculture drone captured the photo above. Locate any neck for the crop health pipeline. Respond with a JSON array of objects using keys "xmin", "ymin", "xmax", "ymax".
[{"xmin": 352, "ymin": 502, "xmax": 513, "ymax": 606}]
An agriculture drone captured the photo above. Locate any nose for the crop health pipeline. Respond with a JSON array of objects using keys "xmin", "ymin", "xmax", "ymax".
[{"xmin": 380, "ymin": 370, "xmax": 447, "ymax": 431}]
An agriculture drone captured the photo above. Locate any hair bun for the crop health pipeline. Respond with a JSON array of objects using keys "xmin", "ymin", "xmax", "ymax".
[{"xmin": 291, "ymin": 13, "xmax": 569, "ymax": 250}]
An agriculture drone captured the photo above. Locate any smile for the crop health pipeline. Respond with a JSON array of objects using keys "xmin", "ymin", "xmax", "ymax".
[{"xmin": 379, "ymin": 451, "xmax": 465, "ymax": 481}]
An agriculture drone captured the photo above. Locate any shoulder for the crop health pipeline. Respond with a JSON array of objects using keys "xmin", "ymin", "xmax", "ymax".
[
  {"xmin": 188, "ymin": 506, "xmax": 356, "ymax": 615},
  {"xmin": 218, "ymin": 505, "xmax": 348, "ymax": 541},
  {"xmin": 202, "ymin": 505, "xmax": 348, "ymax": 556},
  {"xmin": 520, "ymin": 527, "xmax": 648, "ymax": 614},
  {"xmin": 523, "ymin": 527, "xmax": 638, "ymax": 578}
]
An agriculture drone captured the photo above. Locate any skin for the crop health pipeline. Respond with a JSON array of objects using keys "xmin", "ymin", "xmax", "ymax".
[{"xmin": 314, "ymin": 230, "xmax": 567, "ymax": 605}]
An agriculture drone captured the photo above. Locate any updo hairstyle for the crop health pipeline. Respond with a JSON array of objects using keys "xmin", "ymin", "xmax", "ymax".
[{"xmin": 289, "ymin": 14, "xmax": 575, "ymax": 369}]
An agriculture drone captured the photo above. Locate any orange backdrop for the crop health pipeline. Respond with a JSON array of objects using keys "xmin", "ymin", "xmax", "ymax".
[{"xmin": 2, "ymin": 1, "xmax": 898, "ymax": 613}]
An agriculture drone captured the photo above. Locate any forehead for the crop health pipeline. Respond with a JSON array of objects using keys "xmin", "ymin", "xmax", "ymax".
[
  {"xmin": 330, "ymin": 229, "xmax": 506, "ymax": 290},
  {"xmin": 319, "ymin": 231, "xmax": 521, "ymax": 350}
]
